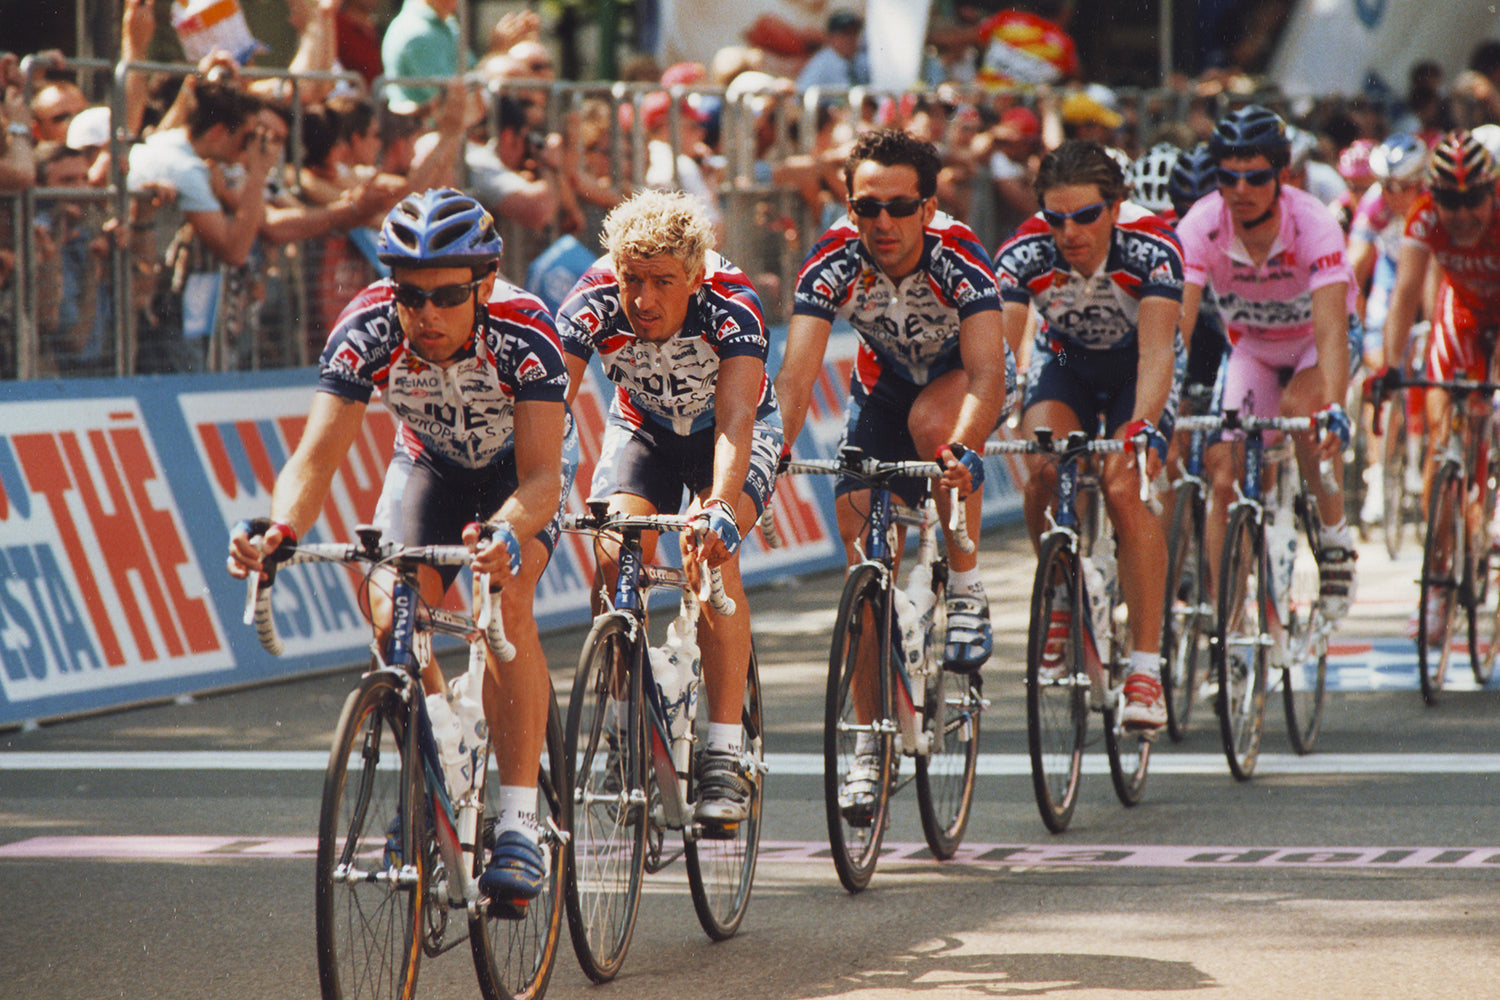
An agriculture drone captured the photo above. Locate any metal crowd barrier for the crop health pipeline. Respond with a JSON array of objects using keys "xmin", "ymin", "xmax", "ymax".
[{"xmin": 2, "ymin": 55, "xmax": 1414, "ymax": 382}]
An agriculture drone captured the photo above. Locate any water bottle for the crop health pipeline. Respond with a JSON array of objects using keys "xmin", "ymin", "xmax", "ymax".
[
  {"xmin": 891, "ymin": 585, "xmax": 922, "ymax": 673},
  {"xmin": 426, "ymin": 693, "xmax": 468, "ymax": 796},
  {"xmin": 903, "ymin": 560, "xmax": 937, "ymax": 670},
  {"xmin": 1266, "ymin": 506, "xmax": 1296, "ymax": 619},
  {"xmin": 652, "ymin": 604, "xmax": 701, "ymax": 776}
]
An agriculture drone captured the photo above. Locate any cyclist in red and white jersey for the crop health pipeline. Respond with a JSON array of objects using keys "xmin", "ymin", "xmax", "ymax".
[
  {"xmin": 1376, "ymin": 131, "xmax": 1500, "ymax": 636},
  {"xmin": 1175, "ymin": 105, "xmax": 1358, "ymax": 621}
]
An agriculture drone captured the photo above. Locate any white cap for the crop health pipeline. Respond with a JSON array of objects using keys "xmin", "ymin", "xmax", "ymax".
[{"xmin": 66, "ymin": 106, "xmax": 111, "ymax": 151}]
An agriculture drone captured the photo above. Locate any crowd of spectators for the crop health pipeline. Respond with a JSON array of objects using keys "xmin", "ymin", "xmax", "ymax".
[{"xmin": 2, "ymin": 0, "xmax": 1499, "ymax": 380}]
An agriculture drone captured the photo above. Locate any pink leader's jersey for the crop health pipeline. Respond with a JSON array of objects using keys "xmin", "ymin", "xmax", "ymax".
[{"xmin": 1175, "ymin": 185, "xmax": 1355, "ymax": 346}]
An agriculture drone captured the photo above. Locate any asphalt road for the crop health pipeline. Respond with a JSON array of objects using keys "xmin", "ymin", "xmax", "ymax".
[{"xmin": 4, "ymin": 525, "xmax": 1499, "ymax": 1000}]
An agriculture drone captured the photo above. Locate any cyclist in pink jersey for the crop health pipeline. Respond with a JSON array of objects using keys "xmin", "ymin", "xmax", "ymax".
[{"xmin": 1175, "ymin": 105, "xmax": 1358, "ymax": 621}]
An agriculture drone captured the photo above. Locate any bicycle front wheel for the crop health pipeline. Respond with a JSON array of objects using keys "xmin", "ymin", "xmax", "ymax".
[
  {"xmin": 915, "ymin": 574, "xmax": 980, "ymax": 860},
  {"xmin": 1381, "ymin": 397, "xmax": 1410, "ymax": 559},
  {"xmin": 1162, "ymin": 482, "xmax": 1208, "ymax": 742},
  {"xmin": 563, "ymin": 614, "xmax": 646, "ymax": 983},
  {"xmin": 471, "ymin": 696, "xmax": 568, "ymax": 1000},
  {"xmin": 1215, "ymin": 505, "xmax": 1269, "ymax": 780},
  {"xmin": 1026, "ymin": 533, "xmax": 1087, "ymax": 833},
  {"xmin": 685, "ymin": 643, "xmax": 764, "ymax": 940},
  {"xmin": 316, "ymin": 671, "xmax": 423, "ymax": 1000},
  {"xmin": 1418, "ymin": 463, "xmax": 1464, "ymax": 704},
  {"xmin": 824, "ymin": 562, "xmax": 895, "ymax": 893},
  {"xmin": 1281, "ymin": 494, "xmax": 1327, "ymax": 755}
]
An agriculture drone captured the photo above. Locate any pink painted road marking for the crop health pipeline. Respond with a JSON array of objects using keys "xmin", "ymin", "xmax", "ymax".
[{"xmin": 4, "ymin": 837, "xmax": 1498, "ymax": 870}]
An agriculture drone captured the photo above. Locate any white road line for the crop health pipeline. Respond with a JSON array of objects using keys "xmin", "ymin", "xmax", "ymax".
[{"xmin": 1, "ymin": 751, "xmax": 1497, "ymax": 775}]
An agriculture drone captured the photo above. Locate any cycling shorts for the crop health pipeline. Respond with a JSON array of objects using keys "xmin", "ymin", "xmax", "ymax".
[
  {"xmin": 372, "ymin": 422, "xmax": 579, "ymax": 590},
  {"xmin": 1220, "ymin": 315, "xmax": 1363, "ymax": 419},
  {"xmin": 1023, "ymin": 334, "xmax": 1183, "ymax": 439},
  {"xmin": 590, "ymin": 404, "xmax": 783, "ymax": 516}
]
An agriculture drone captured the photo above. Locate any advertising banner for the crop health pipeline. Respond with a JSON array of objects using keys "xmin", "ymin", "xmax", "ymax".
[{"xmin": 0, "ymin": 331, "xmax": 1021, "ymax": 726}]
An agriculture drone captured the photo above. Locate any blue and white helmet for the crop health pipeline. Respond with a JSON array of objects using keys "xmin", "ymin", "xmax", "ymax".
[
  {"xmin": 1370, "ymin": 133, "xmax": 1427, "ymax": 183},
  {"xmin": 377, "ymin": 188, "xmax": 504, "ymax": 270}
]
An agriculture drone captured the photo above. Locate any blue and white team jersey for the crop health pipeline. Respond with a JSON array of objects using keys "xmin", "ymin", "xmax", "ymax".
[
  {"xmin": 318, "ymin": 277, "xmax": 570, "ymax": 469},
  {"xmin": 793, "ymin": 211, "xmax": 1002, "ymax": 389},
  {"xmin": 994, "ymin": 201, "xmax": 1186, "ymax": 351},
  {"xmin": 555, "ymin": 251, "xmax": 775, "ymax": 436}
]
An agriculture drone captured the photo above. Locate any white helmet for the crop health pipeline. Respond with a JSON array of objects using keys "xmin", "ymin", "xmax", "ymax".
[{"xmin": 1126, "ymin": 143, "xmax": 1179, "ymax": 213}]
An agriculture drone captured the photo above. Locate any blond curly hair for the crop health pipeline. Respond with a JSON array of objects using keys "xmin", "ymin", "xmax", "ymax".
[{"xmin": 602, "ymin": 190, "xmax": 713, "ymax": 275}]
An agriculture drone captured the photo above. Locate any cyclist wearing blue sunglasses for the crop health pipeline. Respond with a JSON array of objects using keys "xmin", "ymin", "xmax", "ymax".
[{"xmin": 994, "ymin": 139, "xmax": 1186, "ymax": 732}]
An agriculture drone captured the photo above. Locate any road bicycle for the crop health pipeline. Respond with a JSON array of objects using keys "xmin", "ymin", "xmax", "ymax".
[
  {"xmin": 1000, "ymin": 429, "xmax": 1155, "ymax": 834},
  {"xmin": 1161, "ymin": 412, "xmax": 1217, "ymax": 743},
  {"xmin": 561, "ymin": 505, "xmax": 764, "ymax": 982},
  {"xmin": 1372, "ymin": 323, "xmax": 1430, "ymax": 559},
  {"xmin": 244, "ymin": 524, "xmax": 567, "ymax": 1000},
  {"xmin": 1379, "ymin": 371, "xmax": 1500, "ymax": 702},
  {"xmin": 781, "ymin": 450, "xmax": 984, "ymax": 893},
  {"xmin": 1211, "ymin": 410, "xmax": 1338, "ymax": 778}
]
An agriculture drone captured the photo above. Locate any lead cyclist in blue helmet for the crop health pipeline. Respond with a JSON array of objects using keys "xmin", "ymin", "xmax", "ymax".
[{"xmin": 227, "ymin": 188, "xmax": 576, "ymax": 913}]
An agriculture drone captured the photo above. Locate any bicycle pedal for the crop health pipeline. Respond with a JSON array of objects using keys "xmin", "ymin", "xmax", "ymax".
[
  {"xmin": 696, "ymin": 820, "xmax": 739, "ymax": 840},
  {"xmin": 484, "ymin": 896, "xmax": 531, "ymax": 921}
]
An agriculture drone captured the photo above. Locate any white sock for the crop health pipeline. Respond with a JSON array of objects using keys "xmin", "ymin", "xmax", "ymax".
[
  {"xmin": 1320, "ymin": 518, "xmax": 1352, "ymax": 548},
  {"xmin": 1130, "ymin": 650, "xmax": 1161, "ymax": 679},
  {"xmin": 495, "ymin": 785, "xmax": 541, "ymax": 843},
  {"xmin": 707, "ymin": 723, "xmax": 741, "ymax": 755},
  {"xmin": 949, "ymin": 567, "xmax": 985, "ymax": 598}
]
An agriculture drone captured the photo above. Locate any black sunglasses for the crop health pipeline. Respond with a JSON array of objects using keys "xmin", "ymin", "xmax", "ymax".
[
  {"xmin": 850, "ymin": 195, "xmax": 926, "ymax": 218},
  {"xmin": 1432, "ymin": 185, "xmax": 1491, "ymax": 211},
  {"xmin": 392, "ymin": 279, "xmax": 480, "ymax": 309},
  {"xmin": 1216, "ymin": 166, "xmax": 1277, "ymax": 187},
  {"xmin": 1041, "ymin": 200, "xmax": 1108, "ymax": 227}
]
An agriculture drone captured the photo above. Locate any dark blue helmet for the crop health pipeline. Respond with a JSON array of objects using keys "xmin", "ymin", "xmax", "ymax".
[
  {"xmin": 377, "ymin": 188, "xmax": 503, "ymax": 270},
  {"xmin": 1209, "ymin": 104, "xmax": 1291, "ymax": 170},
  {"xmin": 1168, "ymin": 143, "xmax": 1217, "ymax": 214}
]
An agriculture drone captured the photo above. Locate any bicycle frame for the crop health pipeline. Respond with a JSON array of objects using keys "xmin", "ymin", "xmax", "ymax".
[{"xmin": 577, "ymin": 509, "xmax": 738, "ymax": 838}]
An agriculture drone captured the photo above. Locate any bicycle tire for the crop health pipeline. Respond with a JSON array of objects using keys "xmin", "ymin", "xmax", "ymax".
[
  {"xmin": 1162, "ymin": 482, "xmax": 1208, "ymax": 742},
  {"xmin": 315, "ymin": 671, "xmax": 424, "ymax": 1000},
  {"xmin": 915, "ymin": 572, "xmax": 980, "ymax": 859},
  {"xmin": 563, "ymin": 614, "xmax": 646, "ymax": 983},
  {"xmin": 1025, "ymin": 533, "xmax": 1087, "ymax": 833},
  {"xmin": 471, "ymin": 696, "xmax": 568, "ymax": 1000},
  {"xmin": 1215, "ymin": 504, "xmax": 1268, "ymax": 780},
  {"xmin": 685, "ymin": 643, "xmax": 764, "ymax": 940},
  {"xmin": 824, "ymin": 562, "xmax": 895, "ymax": 893},
  {"xmin": 1281, "ymin": 493, "xmax": 1327, "ymax": 755},
  {"xmin": 1418, "ymin": 462, "xmax": 1464, "ymax": 705},
  {"xmin": 1472, "ymin": 427, "xmax": 1498, "ymax": 685},
  {"xmin": 1381, "ymin": 398, "xmax": 1409, "ymax": 559}
]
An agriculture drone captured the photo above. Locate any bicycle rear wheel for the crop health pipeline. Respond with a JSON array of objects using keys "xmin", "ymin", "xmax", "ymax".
[
  {"xmin": 1418, "ymin": 463, "xmax": 1464, "ymax": 704},
  {"xmin": 1281, "ymin": 493, "xmax": 1327, "ymax": 755},
  {"xmin": 824, "ymin": 562, "xmax": 895, "ymax": 893},
  {"xmin": 1215, "ymin": 504, "xmax": 1269, "ymax": 780},
  {"xmin": 1026, "ymin": 533, "xmax": 1087, "ymax": 833},
  {"xmin": 1162, "ymin": 482, "xmax": 1208, "ymax": 742},
  {"xmin": 471, "ymin": 696, "xmax": 568, "ymax": 1000},
  {"xmin": 685, "ymin": 643, "xmax": 764, "ymax": 940},
  {"xmin": 915, "ymin": 571, "xmax": 980, "ymax": 860},
  {"xmin": 315, "ymin": 671, "xmax": 423, "ymax": 1000},
  {"xmin": 564, "ymin": 614, "xmax": 646, "ymax": 983}
]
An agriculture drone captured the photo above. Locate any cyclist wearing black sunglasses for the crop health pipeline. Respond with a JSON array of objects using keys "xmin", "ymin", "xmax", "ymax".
[
  {"xmin": 228, "ymin": 188, "xmax": 575, "ymax": 908},
  {"xmin": 777, "ymin": 128, "xmax": 1013, "ymax": 680},
  {"xmin": 994, "ymin": 139, "xmax": 1185, "ymax": 732},
  {"xmin": 1376, "ymin": 132, "xmax": 1500, "ymax": 619},
  {"xmin": 1176, "ymin": 104, "xmax": 1359, "ymax": 625}
]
